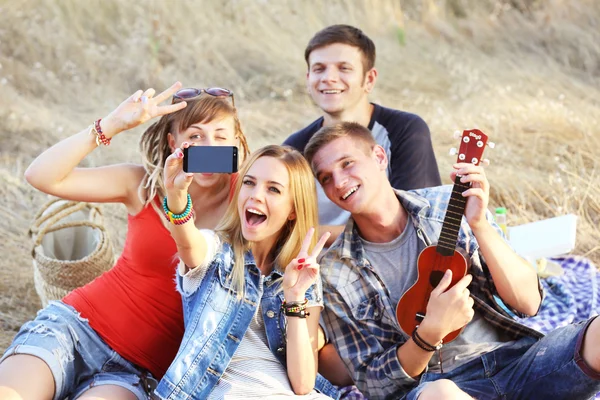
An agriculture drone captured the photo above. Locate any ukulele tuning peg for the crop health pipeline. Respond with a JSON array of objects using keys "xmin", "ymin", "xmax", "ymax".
[
  {"xmin": 453, "ymin": 131, "xmax": 462, "ymax": 139},
  {"xmin": 487, "ymin": 141, "xmax": 496, "ymax": 149},
  {"xmin": 449, "ymin": 147, "xmax": 457, "ymax": 156}
]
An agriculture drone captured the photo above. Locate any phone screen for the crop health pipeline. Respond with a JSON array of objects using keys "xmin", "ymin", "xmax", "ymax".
[{"xmin": 183, "ymin": 146, "xmax": 238, "ymax": 173}]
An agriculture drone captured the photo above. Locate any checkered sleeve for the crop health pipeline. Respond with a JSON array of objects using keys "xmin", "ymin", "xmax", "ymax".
[{"xmin": 323, "ymin": 281, "xmax": 417, "ymax": 400}]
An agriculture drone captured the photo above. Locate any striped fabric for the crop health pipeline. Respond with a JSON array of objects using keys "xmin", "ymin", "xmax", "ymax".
[{"xmin": 208, "ymin": 305, "xmax": 328, "ymax": 399}]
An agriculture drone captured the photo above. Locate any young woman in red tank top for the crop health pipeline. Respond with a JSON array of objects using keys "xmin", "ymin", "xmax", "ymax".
[{"xmin": 0, "ymin": 82, "xmax": 250, "ymax": 400}]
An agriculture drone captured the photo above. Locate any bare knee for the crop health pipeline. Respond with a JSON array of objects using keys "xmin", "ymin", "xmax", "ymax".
[
  {"xmin": 582, "ymin": 316, "xmax": 600, "ymax": 372},
  {"xmin": 77, "ymin": 385, "xmax": 138, "ymax": 400},
  {"xmin": 418, "ymin": 379, "xmax": 471, "ymax": 400},
  {"xmin": 0, "ymin": 354, "xmax": 55, "ymax": 400}
]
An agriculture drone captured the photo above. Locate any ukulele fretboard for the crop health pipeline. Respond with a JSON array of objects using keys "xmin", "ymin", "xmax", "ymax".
[{"xmin": 436, "ymin": 175, "xmax": 470, "ymax": 256}]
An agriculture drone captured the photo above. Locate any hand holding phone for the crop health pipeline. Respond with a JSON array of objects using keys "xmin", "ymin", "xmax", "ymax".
[{"xmin": 183, "ymin": 146, "xmax": 238, "ymax": 173}]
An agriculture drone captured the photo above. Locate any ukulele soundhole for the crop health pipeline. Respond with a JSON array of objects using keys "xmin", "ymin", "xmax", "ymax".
[{"xmin": 429, "ymin": 270, "xmax": 445, "ymax": 288}]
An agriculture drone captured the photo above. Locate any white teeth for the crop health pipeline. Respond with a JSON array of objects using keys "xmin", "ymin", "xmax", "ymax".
[
  {"xmin": 247, "ymin": 208, "xmax": 265, "ymax": 216},
  {"xmin": 342, "ymin": 187, "xmax": 358, "ymax": 200},
  {"xmin": 322, "ymin": 90, "xmax": 342, "ymax": 94}
]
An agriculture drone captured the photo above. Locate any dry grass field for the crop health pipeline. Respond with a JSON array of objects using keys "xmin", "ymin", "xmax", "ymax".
[{"xmin": 0, "ymin": 0, "xmax": 599, "ymax": 350}]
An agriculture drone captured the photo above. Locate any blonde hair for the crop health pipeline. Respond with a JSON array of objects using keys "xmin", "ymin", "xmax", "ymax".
[
  {"xmin": 215, "ymin": 145, "xmax": 319, "ymax": 298},
  {"xmin": 138, "ymin": 95, "xmax": 251, "ymax": 205}
]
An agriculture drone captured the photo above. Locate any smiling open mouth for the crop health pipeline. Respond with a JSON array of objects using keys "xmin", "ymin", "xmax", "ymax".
[
  {"xmin": 341, "ymin": 185, "xmax": 359, "ymax": 201},
  {"xmin": 246, "ymin": 208, "xmax": 267, "ymax": 226},
  {"xmin": 321, "ymin": 89, "xmax": 343, "ymax": 94}
]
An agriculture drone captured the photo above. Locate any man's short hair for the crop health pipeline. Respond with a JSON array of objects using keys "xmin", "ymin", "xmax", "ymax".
[
  {"xmin": 304, "ymin": 24, "xmax": 376, "ymax": 74},
  {"xmin": 304, "ymin": 122, "xmax": 376, "ymax": 169}
]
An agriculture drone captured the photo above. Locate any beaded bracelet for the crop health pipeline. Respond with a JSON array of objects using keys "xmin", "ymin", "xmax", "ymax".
[
  {"xmin": 90, "ymin": 119, "xmax": 111, "ymax": 146},
  {"xmin": 281, "ymin": 298, "xmax": 310, "ymax": 318},
  {"xmin": 283, "ymin": 304, "xmax": 306, "ymax": 313},
  {"xmin": 162, "ymin": 194, "xmax": 195, "ymax": 225}
]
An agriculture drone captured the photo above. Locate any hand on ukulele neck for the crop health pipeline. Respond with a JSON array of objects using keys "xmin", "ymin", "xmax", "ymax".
[{"xmin": 451, "ymin": 162, "xmax": 491, "ymax": 232}]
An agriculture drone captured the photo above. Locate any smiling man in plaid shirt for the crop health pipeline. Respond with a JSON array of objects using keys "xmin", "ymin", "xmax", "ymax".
[{"xmin": 304, "ymin": 122, "xmax": 600, "ymax": 400}]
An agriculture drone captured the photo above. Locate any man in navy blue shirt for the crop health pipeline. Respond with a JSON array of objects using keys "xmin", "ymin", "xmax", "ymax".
[{"xmin": 284, "ymin": 24, "xmax": 441, "ymax": 244}]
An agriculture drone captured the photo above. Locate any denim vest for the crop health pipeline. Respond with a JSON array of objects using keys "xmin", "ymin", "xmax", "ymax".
[{"xmin": 155, "ymin": 242, "xmax": 339, "ymax": 399}]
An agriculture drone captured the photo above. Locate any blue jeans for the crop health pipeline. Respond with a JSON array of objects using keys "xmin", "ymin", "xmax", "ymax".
[
  {"xmin": 0, "ymin": 301, "xmax": 155, "ymax": 400},
  {"xmin": 404, "ymin": 317, "xmax": 600, "ymax": 400}
]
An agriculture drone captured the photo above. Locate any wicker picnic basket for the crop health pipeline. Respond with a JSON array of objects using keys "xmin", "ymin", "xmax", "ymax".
[{"xmin": 29, "ymin": 199, "xmax": 114, "ymax": 306}]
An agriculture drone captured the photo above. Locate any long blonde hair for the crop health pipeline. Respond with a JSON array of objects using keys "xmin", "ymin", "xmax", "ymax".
[
  {"xmin": 215, "ymin": 145, "xmax": 319, "ymax": 297},
  {"xmin": 138, "ymin": 95, "xmax": 251, "ymax": 204}
]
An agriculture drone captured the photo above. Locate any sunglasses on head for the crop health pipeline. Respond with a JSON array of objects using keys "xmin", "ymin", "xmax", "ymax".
[{"xmin": 172, "ymin": 87, "xmax": 235, "ymax": 107}]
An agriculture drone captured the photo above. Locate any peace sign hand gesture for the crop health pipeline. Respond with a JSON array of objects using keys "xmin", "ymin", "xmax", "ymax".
[
  {"xmin": 282, "ymin": 228, "xmax": 330, "ymax": 302},
  {"xmin": 101, "ymin": 81, "xmax": 188, "ymax": 138}
]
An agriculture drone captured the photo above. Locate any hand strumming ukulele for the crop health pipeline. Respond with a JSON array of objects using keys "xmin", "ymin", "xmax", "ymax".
[{"xmin": 396, "ymin": 129, "xmax": 493, "ymax": 344}]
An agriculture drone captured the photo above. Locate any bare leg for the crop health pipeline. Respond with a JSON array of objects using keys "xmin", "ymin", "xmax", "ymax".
[
  {"xmin": 0, "ymin": 354, "xmax": 55, "ymax": 400},
  {"xmin": 76, "ymin": 385, "xmax": 138, "ymax": 400},
  {"xmin": 581, "ymin": 316, "xmax": 600, "ymax": 373},
  {"xmin": 318, "ymin": 342, "xmax": 353, "ymax": 387},
  {"xmin": 417, "ymin": 379, "xmax": 473, "ymax": 400},
  {"xmin": 317, "ymin": 325, "xmax": 354, "ymax": 387}
]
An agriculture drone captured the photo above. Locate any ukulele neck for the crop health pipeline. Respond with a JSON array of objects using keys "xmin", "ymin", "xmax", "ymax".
[{"xmin": 436, "ymin": 175, "xmax": 470, "ymax": 256}]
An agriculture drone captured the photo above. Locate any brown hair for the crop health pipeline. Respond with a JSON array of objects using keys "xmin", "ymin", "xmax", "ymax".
[
  {"xmin": 304, "ymin": 122, "xmax": 376, "ymax": 169},
  {"xmin": 138, "ymin": 95, "xmax": 250, "ymax": 205},
  {"xmin": 304, "ymin": 24, "xmax": 376, "ymax": 74}
]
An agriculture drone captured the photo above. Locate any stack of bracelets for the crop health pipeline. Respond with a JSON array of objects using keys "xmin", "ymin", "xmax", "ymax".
[
  {"xmin": 90, "ymin": 118, "xmax": 111, "ymax": 146},
  {"xmin": 162, "ymin": 194, "xmax": 196, "ymax": 225},
  {"xmin": 411, "ymin": 326, "xmax": 443, "ymax": 352},
  {"xmin": 281, "ymin": 298, "xmax": 310, "ymax": 319}
]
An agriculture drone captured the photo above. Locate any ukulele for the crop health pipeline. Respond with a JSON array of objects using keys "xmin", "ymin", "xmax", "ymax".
[{"xmin": 396, "ymin": 129, "xmax": 493, "ymax": 343}]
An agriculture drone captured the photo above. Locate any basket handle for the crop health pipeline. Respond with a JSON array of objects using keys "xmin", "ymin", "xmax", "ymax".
[
  {"xmin": 32, "ymin": 220, "xmax": 108, "ymax": 258},
  {"xmin": 29, "ymin": 199, "xmax": 103, "ymax": 238}
]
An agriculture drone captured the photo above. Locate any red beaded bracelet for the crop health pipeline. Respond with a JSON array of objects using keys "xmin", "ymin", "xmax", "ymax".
[{"xmin": 91, "ymin": 119, "xmax": 111, "ymax": 146}]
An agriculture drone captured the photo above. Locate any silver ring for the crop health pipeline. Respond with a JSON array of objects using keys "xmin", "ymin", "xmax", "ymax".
[{"xmin": 141, "ymin": 95, "xmax": 148, "ymax": 104}]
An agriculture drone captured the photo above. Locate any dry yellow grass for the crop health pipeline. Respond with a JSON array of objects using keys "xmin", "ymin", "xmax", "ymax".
[{"xmin": 0, "ymin": 0, "xmax": 599, "ymax": 350}]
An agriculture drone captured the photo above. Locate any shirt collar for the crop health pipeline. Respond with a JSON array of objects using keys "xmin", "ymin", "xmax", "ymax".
[{"xmin": 338, "ymin": 188, "xmax": 432, "ymax": 262}]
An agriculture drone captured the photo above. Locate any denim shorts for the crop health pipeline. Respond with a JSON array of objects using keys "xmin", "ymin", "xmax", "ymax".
[
  {"xmin": 0, "ymin": 301, "xmax": 156, "ymax": 400},
  {"xmin": 404, "ymin": 317, "xmax": 600, "ymax": 400}
]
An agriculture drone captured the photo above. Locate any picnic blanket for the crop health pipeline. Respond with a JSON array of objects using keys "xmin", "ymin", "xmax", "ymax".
[
  {"xmin": 515, "ymin": 255, "xmax": 599, "ymax": 333},
  {"xmin": 517, "ymin": 255, "xmax": 600, "ymax": 400}
]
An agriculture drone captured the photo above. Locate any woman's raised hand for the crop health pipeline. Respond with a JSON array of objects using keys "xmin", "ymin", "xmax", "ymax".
[
  {"xmin": 282, "ymin": 228, "xmax": 330, "ymax": 302},
  {"xmin": 102, "ymin": 81, "xmax": 187, "ymax": 137},
  {"xmin": 163, "ymin": 143, "xmax": 194, "ymax": 195}
]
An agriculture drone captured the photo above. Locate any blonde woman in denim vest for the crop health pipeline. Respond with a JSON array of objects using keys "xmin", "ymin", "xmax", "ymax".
[{"xmin": 156, "ymin": 145, "xmax": 339, "ymax": 399}]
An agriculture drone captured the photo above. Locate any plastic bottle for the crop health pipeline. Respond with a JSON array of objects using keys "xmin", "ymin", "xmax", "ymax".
[{"xmin": 495, "ymin": 207, "xmax": 508, "ymax": 238}]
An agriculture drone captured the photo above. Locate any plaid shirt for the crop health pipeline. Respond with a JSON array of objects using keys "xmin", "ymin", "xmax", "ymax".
[{"xmin": 321, "ymin": 186, "xmax": 544, "ymax": 400}]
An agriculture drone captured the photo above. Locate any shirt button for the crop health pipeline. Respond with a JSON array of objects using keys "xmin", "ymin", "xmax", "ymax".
[
  {"xmin": 277, "ymin": 347, "xmax": 284, "ymax": 353},
  {"xmin": 266, "ymin": 310, "xmax": 275, "ymax": 318},
  {"xmin": 374, "ymin": 311, "xmax": 380, "ymax": 317}
]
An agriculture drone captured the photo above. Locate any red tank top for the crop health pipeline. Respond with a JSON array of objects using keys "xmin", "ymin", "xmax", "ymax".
[{"xmin": 63, "ymin": 174, "xmax": 238, "ymax": 378}]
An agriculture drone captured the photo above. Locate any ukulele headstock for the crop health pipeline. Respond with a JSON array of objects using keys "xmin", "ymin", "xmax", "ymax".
[{"xmin": 449, "ymin": 129, "xmax": 493, "ymax": 165}]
